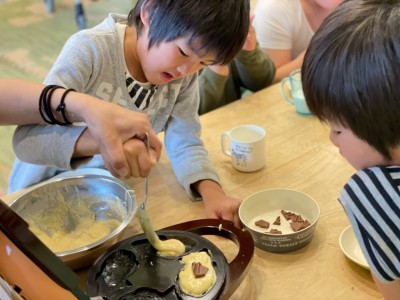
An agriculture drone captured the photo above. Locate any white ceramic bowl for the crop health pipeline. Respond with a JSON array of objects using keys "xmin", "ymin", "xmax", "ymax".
[
  {"xmin": 339, "ymin": 225, "xmax": 369, "ymax": 269},
  {"xmin": 10, "ymin": 175, "xmax": 137, "ymax": 270},
  {"xmin": 239, "ymin": 188, "xmax": 320, "ymax": 253}
]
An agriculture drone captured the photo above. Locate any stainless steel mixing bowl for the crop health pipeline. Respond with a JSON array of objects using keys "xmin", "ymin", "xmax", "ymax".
[{"xmin": 9, "ymin": 174, "xmax": 137, "ymax": 270}]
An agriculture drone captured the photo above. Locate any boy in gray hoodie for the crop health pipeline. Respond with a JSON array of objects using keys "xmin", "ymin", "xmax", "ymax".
[{"xmin": 10, "ymin": 0, "xmax": 250, "ymax": 227}]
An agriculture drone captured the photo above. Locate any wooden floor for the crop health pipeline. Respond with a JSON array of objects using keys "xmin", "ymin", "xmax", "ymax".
[
  {"xmin": 0, "ymin": 0, "xmax": 259, "ymax": 195},
  {"xmin": 0, "ymin": 0, "xmax": 134, "ymax": 195}
]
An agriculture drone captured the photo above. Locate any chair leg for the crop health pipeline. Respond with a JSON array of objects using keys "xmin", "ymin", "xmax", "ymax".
[
  {"xmin": 44, "ymin": 0, "xmax": 55, "ymax": 13},
  {"xmin": 75, "ymin": 2, "xmax": 87, "ymax": 30}
]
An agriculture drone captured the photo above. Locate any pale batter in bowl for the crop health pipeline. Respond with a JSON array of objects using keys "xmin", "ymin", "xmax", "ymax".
[{"xmin": 23, "ymin": 192, "xmax": 125, "ymax": 253}]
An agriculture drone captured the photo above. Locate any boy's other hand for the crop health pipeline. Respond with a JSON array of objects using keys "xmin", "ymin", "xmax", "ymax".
[
  {"xmin": 204, "ymin": 194, "xmax": 242, "ymax": 228},
  {"xmin": 194, "ymin": 180, "xmax": 242, "ymax": 228}
]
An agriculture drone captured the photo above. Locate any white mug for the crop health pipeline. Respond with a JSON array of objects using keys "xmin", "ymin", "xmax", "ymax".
[{"xmin": 221, "ymin": 125, "xmax": 266, "ymax": 172}]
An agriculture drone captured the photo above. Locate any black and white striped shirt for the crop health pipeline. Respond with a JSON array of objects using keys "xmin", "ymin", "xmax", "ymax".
[
  {"xmin": 340, "ymin": 166, "xmax": 400, "ymax": 282},
  {"xmin": 125, "ymin": 74, "xmax": 158, "ymax": 110}
]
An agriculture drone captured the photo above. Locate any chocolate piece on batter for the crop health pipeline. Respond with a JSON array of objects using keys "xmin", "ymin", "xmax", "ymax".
[
  {"xmin": 255, "ymin": 219, "xmax": 270, "ymax": 229},
  {"xmin": 269, "ymin": 228, "xmax": 282, "ymax": 234},
  {"xmin": 192, "ymin": 262, "xmax": 209, "ymax": 278}
]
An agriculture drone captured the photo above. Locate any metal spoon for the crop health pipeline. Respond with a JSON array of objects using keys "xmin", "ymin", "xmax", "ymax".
[
  {"xmin": 137, "ymin": 132, "xmax": 160, "ymax": 247},
  {"xmin": 142, "ymin": 132, "xmax": 150, "ymax": 210},
  {"xmin": 136, "ymin": 133, "xmax": 185, "ymax": 255}
]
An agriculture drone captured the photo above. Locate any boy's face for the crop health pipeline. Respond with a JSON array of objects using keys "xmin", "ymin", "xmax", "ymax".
[
  {"xmin": 132, "ymin": 5, "xmax": 218, "ymax": 85},
  {"xmin": 328, "ymin": 121, "xmax": 388, "ymax": 170},
  {"xmin": 138, "ymin": 36, "xmax": 217, "ymax": 85}
]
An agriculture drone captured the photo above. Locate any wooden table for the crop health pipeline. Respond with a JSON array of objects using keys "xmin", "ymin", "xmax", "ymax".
[
  {"xmin": 3, "ymin": 83, "xmax": 383, "ymax": 299},
  {"xmin": 121, "ymin": 83, "xmax": 381, "ymax": 299}
]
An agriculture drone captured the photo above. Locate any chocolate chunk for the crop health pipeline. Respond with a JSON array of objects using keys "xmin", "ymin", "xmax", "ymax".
[
  {"xmin": 192, "ymin": 262, "xmax": 209, "ymax": 278},
  {"xmin": 255, "ymin": 219, "xmax": 270, "ymax": 229},
  {"xmin": 269, "ymin": 228, "xmax": 282, "ymax": 234},
  {"xmin": 291, "ymin": 214, "xmax": 304, "ymax": 222},
  {"xmin": 273, "ymin": 216, "xmax": 281, "ymax": 225},
  {"xmin": 281, "ymin": 209, "xmax": 296, "ymax": 221},
  {"xmin": 290, "ymin": 222, "xmax": 306, "ymax": 232}
]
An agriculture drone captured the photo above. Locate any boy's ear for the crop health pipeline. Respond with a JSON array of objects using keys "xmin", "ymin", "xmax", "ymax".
[{"xmin": 140, "ymin": 1, "xmax": 151, "ymax": 27}]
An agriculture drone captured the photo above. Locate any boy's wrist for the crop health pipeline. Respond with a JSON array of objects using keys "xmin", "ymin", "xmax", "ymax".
[
  {"xmin": 193, "ymin": 179, "xmax": 225, "ymax": 202},
  {"xmin": 72, "ymin": 128, "xmax": 99, "ymax": 157}
]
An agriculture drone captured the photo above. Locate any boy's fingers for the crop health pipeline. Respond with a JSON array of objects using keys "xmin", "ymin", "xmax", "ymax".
[
  {"xmin": 149, "ymin": 148, "xmax": 158, "ymax": 165},
  {"xmin": 102, "ymin": 141, "xmax": 131, "ymax": 178},
  {"xmin": 147, "ymin": 131, "xmax": 163, "ymax": 160},
  {"xmin": 137, "ymin": 148, "xmax": 158, "ymax": 178},
  {"xmin": 124, "ymin": 138, "xmax": 146, "ymax": 177},
  {"xmin": 103, "ymin": 135, "xmax": 159, "ymax": 179}
]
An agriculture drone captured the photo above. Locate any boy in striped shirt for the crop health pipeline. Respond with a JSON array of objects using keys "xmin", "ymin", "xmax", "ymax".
[{"xmin": 302, "ymin": 0, "xmax": 400, "ymax": 298}]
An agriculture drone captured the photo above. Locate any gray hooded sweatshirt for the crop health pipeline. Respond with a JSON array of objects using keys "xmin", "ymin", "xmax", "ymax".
[{"xmin": 10, "ymin": 14, "xmax": 220, "ymax": 199}]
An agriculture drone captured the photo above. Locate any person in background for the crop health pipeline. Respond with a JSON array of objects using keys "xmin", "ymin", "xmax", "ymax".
[
  {"xmin": 198, "ymin": 15, "xmax": 275, "ymax": 115},
  {"xmin": 253, "ymin": 0, "xmax": 342, "ymax": 82},
  {"xmin": 9, "ymin": 0, "xmax": 251, "ymax": 227},
  {"xmin": 0, "ymin": 78, "xmax": 162, "ymax": 179},
  {"xmin": 301, "ymin": 1, "xmax": 400, "ymax": 298}
]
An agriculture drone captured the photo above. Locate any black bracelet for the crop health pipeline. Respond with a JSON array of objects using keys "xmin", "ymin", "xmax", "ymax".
[
  {"xmin": 45, "ymin": 86, "xmax": 62, "ymax": 124},
  {"xmin": 39, "ymin": 85, "xmax": 64, "ymax": 125},
  {"xmin": 38, "ymin": 85, "xmax": 75, "ymax": 126},
  {"xmin": 56, "ymin": 88, "xmax": 76, "ymax": 125},
  {"xmin": 38, "ymin": 85, "xmax": 52, "ymax": 124}
]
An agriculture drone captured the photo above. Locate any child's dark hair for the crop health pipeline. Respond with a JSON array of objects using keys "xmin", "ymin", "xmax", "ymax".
[
  {"xmin": 302, "ymin": 0, "xmax": 400, "ymax": 159},
  {"xmin": 128, "ymin": 0, "xmax": 250, "ymax": 65}
]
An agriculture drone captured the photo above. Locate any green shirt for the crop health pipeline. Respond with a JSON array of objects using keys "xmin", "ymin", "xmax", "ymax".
[{"xmin": 198, "ymin": 45, "xmax": 275, "ymax": 115}]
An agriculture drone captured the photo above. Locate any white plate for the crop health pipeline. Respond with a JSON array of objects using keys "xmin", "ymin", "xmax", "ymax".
[{"xmin": 339, "ymin": 225, "xmax": 369, "ymax": 270}]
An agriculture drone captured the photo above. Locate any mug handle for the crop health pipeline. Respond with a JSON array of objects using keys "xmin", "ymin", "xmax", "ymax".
[
  {"xmin": 280, "ymin": 77, "xmax": 294, "ymax": 105},
  {"xmin": 221, "ymin": 131, "xmax": 231, "ymax": 157}
]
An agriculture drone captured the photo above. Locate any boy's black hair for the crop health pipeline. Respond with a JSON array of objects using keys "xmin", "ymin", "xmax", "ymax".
[
  {"xmin": 128, "ymin": 0, "xmax": 250, "ymax": 65},
  {"xmin": 302, "ymin": 0, "xmax": 400, "ymax": 159}
]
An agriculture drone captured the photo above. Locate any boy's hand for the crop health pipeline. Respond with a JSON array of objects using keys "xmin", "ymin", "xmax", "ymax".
[
  {"xmin": 76, "ymin": 95, "xmax": 162, "ymax": 178},
  {"xmin": 121, "ymin": 137, "xmax": 157, "ymax": 178},
  {"xmin": 203, "ymin": 194, "xmax": 242, "ymax": 228},
  {"xmin": 193, "ymin": 180, "xmax": 242, "ymax": 228},
  {"xmin": 96, "ymin": 124, "xmax": 160, "ymax": 179}
]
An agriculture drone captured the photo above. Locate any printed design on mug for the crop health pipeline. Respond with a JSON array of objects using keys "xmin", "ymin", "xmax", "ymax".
[
  {"xmin": 232, "ymin": 149, "xmax": 247, "ymax": 167},
  {"xmin": 232, "ymin": 144, "xmax": 253, "ymax": 167}
]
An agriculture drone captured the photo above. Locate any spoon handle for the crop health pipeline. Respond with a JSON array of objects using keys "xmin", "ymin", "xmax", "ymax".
[
  {"xmin": 142, "ymin": 132, "xmax": 150, "ymax": 210},
  {"xmin": 136, "ymin": 208, "xmax": 160, "ymax": 247}
]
